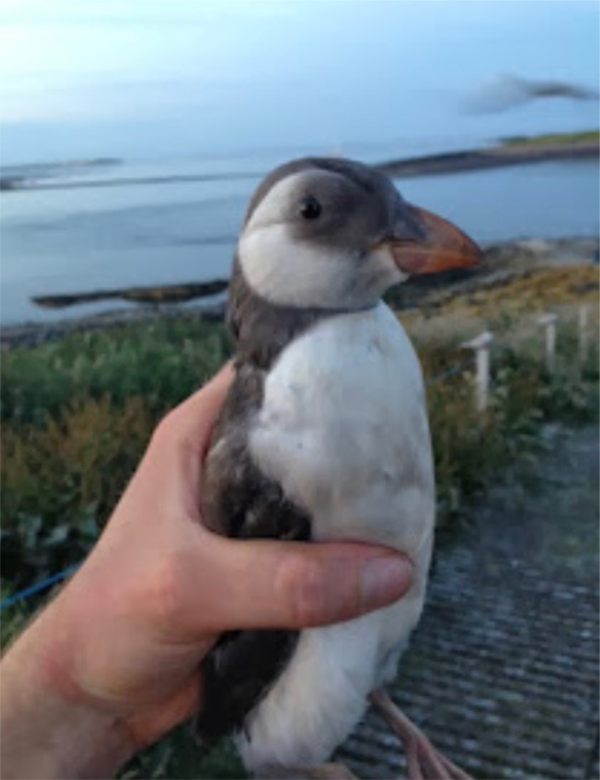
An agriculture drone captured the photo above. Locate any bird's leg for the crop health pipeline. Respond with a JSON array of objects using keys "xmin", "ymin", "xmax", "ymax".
[{"xmin": 370, "ymin": 689, "xmax": 472, "ymax": 780}]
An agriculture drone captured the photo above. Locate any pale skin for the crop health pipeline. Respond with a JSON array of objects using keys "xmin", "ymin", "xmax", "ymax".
[{"xmin": 0, "ymin": 364, "xmax": 413, "ymax": 779}]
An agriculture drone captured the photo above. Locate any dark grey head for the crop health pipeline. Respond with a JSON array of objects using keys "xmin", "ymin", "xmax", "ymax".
[{"xmin": 237, "ymin": 157, "xmax": 480, "ymax": 311}]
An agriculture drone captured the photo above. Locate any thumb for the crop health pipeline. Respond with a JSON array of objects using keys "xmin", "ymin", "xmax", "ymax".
[{"xmin": 190, "ymin": 535, "xmax": 413, "ymax": 632}]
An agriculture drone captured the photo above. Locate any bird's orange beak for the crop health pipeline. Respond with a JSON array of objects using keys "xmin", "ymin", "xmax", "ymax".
[{"xmin": 377, "ymin": 203, "xmax": 482, "ymax": 275}]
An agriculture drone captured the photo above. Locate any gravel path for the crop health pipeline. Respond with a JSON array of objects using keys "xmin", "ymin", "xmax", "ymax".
[{"xmin": 338, "ymin": 425, "xmax": 599, "ymax": 779}]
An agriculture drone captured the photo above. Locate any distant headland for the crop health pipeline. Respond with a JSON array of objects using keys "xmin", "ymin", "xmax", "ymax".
[
  {"xmin": 0, "ymin": 157, "xmax": 121, "ymax": 191},
  {"xmin": 377, "ymin": 130, "xmax": 599, "ymax": 179}
]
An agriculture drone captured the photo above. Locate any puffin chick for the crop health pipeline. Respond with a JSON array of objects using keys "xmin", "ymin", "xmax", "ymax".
[{"xmin": 195, "ymin": 157, "xmax": 480, "ymax": 779}]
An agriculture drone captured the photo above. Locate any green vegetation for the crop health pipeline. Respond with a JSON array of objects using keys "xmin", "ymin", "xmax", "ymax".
[
  {"xmin": 421, "ymin": 325, "xmax": 598, "ymax": 522},
  {"xmin": 1, "ymin": 283, "xmax": 598, "ymax": 777},
  {"xmin": 2, "ymin": 317, "xmax": 231, "ymax": 598},
  {"xmin": 502, "ymin": 129, "xmax": 599, "ymax": 147}
]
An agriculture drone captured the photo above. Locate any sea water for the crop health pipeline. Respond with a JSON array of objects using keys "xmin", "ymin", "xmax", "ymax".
[{"xmin": 1, "ymin": 156, "xmax": 598, "ymax": 325}]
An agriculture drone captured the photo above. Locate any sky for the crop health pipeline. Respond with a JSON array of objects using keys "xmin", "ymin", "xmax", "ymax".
[{"xmin": 1, "ymin": 0, "xmax": 599, "ymax": 164}]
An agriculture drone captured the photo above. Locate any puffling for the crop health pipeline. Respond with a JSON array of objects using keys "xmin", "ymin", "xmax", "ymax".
[{"xmin": 195, "ymin": 158, "xmax": 480, "ymax": 778}]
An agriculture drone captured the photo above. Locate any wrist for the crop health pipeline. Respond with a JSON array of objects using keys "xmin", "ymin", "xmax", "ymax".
[{"xmin": 1, "ymin": 598, "xmax": 135, "ymax": 779}]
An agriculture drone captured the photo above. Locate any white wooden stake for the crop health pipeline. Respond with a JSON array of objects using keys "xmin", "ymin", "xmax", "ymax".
[
  {"xmin": 578, "ymin": 305, "xmax": 589, "ymax": 364},
  {"xmin": 461, "ymin": 331, "xmax": 494, "ymax": 413},
  {"xmin": 537, "ymin": 313, "xmax": 558, "ymax": 373}
]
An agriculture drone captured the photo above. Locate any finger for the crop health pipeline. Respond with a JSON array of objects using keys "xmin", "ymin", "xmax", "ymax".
[{"xmin": 182, "ymin": 536, "xmax": 413, "ymax": 632}]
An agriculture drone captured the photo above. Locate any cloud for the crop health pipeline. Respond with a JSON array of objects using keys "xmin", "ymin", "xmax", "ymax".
[{"xmin": 464, "ymin": 73, "xmax": 600, "ymax": 114}]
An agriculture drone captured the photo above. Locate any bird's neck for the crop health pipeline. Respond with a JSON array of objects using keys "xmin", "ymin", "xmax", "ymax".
[{"xmin": 227, "ymin": 258, "xmax": 349, "ymax": 370}]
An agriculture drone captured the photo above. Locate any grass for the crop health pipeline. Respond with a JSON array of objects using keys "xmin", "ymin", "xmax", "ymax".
[
  {"xmin": 435, "ymin": 266, "xmax": 598, "ymax": 317},
  {"xmin": 405, "ymin": 298, "xmax": 599, "ymax": 524},
  {"xmin": 502, "ymin": 129, "xmax": 600, "ymax": 147},
  {"xmin": 1, "ymin": 277, "xmax": 598, "ymax": 777},
  {"xmin": 395, "ymin": 266, "xmax": 599, "ymax": 329}
]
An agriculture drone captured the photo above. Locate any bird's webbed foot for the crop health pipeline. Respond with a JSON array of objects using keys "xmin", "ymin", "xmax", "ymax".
[{"xmin": 370, "ymin": 688, "xmax": 473, "ymax": 780}]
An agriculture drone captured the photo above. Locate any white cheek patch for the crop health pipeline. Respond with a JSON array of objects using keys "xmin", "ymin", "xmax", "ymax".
[
  {"xmin": 239, "ymin": 227, "xmax": 405, "ymax": 309},
  {"xmin": 239, "ymin": 225, "xmax": 357, "ymax": 308},
  {"xmin": 241, "ymin": 171, "xmax": 355, "ymax": 308}
]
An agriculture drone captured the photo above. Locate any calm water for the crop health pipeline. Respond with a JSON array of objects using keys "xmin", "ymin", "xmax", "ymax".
[{"xmin": 1, "ymin": 156, "xmax": 598, "ymax": 325}]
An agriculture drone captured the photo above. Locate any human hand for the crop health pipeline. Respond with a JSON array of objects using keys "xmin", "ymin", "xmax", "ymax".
[{"xmin": 0, "ymin": 364, "xmax": 412, "ymax": 778}]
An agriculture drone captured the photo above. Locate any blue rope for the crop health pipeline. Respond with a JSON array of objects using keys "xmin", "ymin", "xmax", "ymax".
[{"xmin": 0, "ymin": 563, "xmax": 81, "ymax": 611}]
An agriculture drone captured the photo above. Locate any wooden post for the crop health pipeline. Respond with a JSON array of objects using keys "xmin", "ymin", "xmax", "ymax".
[
  {"xmin": 537, "ymin": 313, "xmax": 558, "ymax": 373},
  {"xmin": 461, "ymin": 331, "xmax": 494, "ymax": 413},
  {"xmin": 578, "ymin": 305, "xmax": 590, "ymax": 365}
]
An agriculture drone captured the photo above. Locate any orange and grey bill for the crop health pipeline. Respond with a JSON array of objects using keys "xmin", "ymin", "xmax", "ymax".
[{"xmin": 383, "ymin": 204, "xmax": 482, "ymax": 275}]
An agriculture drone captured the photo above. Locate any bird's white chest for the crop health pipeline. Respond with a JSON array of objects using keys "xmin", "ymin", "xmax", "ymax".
[
  {"xmin": 250, "ymin": 302, "xmax": 434, "ymax": 556},
  {"xmin": 241, "ymin": 303, "xmax": 436, "ymax": 772}
]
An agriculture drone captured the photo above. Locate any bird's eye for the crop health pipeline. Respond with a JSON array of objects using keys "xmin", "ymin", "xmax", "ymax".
[{"xmin": 299, "ymin": 196, "xmax": 322, "ymax": 220}]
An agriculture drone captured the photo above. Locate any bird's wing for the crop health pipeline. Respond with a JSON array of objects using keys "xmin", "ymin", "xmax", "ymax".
[{"xmin": 194, "ymin": 365, "xmax": 311, "ymax": 748}]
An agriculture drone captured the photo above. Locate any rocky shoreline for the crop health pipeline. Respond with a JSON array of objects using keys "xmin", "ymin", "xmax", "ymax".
[{"xmin": 2, "ymin": 236, "xmax": 597, "ymax": 349}]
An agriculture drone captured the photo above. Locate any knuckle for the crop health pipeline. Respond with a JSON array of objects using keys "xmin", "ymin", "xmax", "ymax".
[
  {"xmin": 280, "ymin": 554, "xmax": 328, "ymax": 627},
  {"xmin": 144, "ymin": 551, "xmax": 188, "ymax": 631}
]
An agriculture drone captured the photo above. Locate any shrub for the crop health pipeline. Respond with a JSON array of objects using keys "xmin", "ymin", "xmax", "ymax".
[{"xmin": 1, "ymin": 317, "xmax": 232, "ymax": 426}]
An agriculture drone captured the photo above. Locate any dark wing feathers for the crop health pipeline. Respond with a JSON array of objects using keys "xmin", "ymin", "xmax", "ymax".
[
  {"xmin": 194, "ymin": 364, "xmax": 310, "ymax": 749},
  {"xmin": 194, "ymin": 630, "xmax": 300, "ymax": 747}
]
